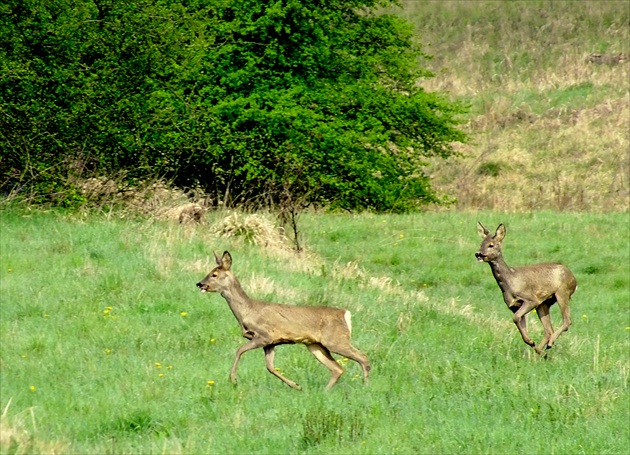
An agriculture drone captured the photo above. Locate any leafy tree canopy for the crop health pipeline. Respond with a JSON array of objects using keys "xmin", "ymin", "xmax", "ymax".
[{"xmin": 0, "ymin": 0, "xmax": 467, "ymax": 211}]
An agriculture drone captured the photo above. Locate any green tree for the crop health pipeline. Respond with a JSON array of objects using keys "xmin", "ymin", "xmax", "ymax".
[{"xmin": 0, "ymin": 0, "xmax": 467, "ymax": 211}]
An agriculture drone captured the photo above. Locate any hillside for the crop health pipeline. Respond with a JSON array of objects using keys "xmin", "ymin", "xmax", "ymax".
[{"xmin": 397, "ymin": 0, "xmax": 629, "ymax": 211}]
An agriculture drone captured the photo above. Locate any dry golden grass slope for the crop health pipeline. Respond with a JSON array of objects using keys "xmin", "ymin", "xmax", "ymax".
[{"xmin": 398, "ymin": 0, "xmax": 629, "ymax": 211}]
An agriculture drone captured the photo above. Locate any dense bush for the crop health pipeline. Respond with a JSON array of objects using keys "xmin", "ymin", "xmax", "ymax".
[{"xmin": 0, "ymin": 0, "xmax": 467, "ymax": 211}]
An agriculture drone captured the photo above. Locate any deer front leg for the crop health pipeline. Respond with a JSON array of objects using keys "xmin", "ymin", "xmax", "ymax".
[
  {"xmin": 511, "ymin": 301, "xmax": 538, "ymax": 348},
  {"xmin": 230, "ymin": 338, "xmax": 266, "ymax": 385},
  {"xmin": 264, "ymin": 345, "xmax": 302, "ymax": 390}
]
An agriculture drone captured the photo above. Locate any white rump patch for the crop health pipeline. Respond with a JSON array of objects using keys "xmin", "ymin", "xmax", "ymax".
[{"xmin": 344, "ymin": 311, "xmax": 353, "ymax": 334}]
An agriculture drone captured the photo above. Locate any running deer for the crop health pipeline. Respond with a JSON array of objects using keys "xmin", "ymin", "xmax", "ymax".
[
  {"xmin": 196, "ymin": 251, "xmax": 371, "ymax": 390},
  {"xmin": 476, "ymin": 222, "xmax": 577, "ymax": 354}
]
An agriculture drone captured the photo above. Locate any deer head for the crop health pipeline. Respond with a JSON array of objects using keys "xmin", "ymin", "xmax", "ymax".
[
  {"xmin": 476, "ymin": 222, "xmax": 506, "ymax": 263},
  {"xmin": 196, "ymin": 251, "xmax": 234, "ymax": 293}
]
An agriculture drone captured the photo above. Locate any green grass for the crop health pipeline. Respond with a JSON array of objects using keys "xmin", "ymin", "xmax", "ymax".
[{"xmin": 1, "ymin": 209, "xmax": 628, "ymax": 453}]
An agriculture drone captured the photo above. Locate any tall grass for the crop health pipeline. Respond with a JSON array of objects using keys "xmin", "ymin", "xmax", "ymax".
[
  {"xmin": 395, "ymin": 1, "xmax": 629, "ymax": 211},
  {"xmin": 1, "ymin": 209, "xmax": 628, "ymax": 453}
]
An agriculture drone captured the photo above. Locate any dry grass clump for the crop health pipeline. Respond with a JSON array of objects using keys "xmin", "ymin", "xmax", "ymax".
[
  {"xmin": 162, "ymin": 203, "xmax": 206, "ymax": 223},
  {"xmin": 212, "ymin": 212, "xmax": 290, "ymax": 251},
  {"xmin": 78, "ymin": 177, "xmax": 209, "ymax": 220},
  {"xmin": 0, "ymin": 401, "xmax": 67, "ymax": 455},
  {"xmin": 245, "ymin": 274, "xmax": 303, "ymax": 303}
]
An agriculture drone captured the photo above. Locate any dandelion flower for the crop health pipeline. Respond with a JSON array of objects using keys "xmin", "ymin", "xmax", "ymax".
[
  {"xmin": 154, "ymin": 362, "xmax": 161, "ymax": 368},
  {"xmin": 166, "ymin": 365, "xmax": 172, "ymax": 370},
  {"xmin": 105, "ymin": 349, "xmax": 112, "ymax": 355},
  {"xmin": 210, "ymin": 338, "xmax": 216, "ymax": 343},
  {"xmin": 207, "ymin": 380, "xmax": 215, "ymax": 386},
  {"xmin": 158, "ymin": 373, "xmax": 165, "ymax": 377},
  {"xmin": 582, "ymin": 314, "xmax": 587, "ymax": 319},
  {"xmin": 29, "ymin": 386, "xmax": 36, "ymax": 392},
  {"xmin": 180, "ymin": 311, "xmax": 188, "ymax": 317}
]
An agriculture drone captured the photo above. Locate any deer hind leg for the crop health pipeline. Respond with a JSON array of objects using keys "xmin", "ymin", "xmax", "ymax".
[
  {"xmin": 547, "ymin": 292, "xmax": 572, "ymax": 349},
  {"xmin": 306, "ymin": 343, "xmax": 344, "ymax": 390},
  {"xmin": 325, "ymin": 343, "xmax": 371, "ymax": 383},
  {"xmin": 512, "ymin": 300, "xmax": 538, "ymax": 348},
  {"xmin": 534, "ymin": 302, "xmax": 554, "ymax": 355},
  {"xmin": 264, "ymin": 345, "xmax": 302, "ymax": 390}
]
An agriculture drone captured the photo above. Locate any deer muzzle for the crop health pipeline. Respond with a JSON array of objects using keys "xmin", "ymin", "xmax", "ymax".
[
  {"xmin": 475, "ymin": 252, "xmax": 487, "ymax": 262},
  {"xmin": 196, "ymin": 282, "xmax": 210, "ymax": 292}
]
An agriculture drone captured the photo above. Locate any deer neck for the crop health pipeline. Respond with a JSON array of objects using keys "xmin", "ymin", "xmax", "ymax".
[
  {"xmin": 219, "ymin": 276, "xmax": 255, "ymax": 324},
  {"xmin": 488, "ymin": 255, "xmax": 515, "ymax": 291}
]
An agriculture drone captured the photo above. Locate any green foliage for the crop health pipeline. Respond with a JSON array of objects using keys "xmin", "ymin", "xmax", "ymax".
[{"xmin": 0, "ymin": 0, "xmax": 466, "ymax": 211}]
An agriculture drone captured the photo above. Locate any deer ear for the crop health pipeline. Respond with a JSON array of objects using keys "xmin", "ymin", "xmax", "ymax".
[
  {"xmin": 495, "ymin": 224, "xmax": 506, "ymax": 242},
  {"xmin": 477, "ymin": 222, "xmax": 490, "ymax": 238},
  {"xmin": 221, "ymin": 251, "xmax": 233, "ymax": 270},
  {"xmin": 213, "ymin": 251, "xmax": 222, "ymax": 266}
]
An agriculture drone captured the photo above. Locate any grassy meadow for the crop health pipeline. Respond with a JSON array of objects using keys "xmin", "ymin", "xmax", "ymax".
[{"xmin": 1, "ymin": 208, "xmax": 628, "ymax": 454}]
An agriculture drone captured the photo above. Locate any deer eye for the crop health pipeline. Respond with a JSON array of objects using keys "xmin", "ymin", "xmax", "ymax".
[
  {"xmin": 212, "ymin": 272, "xmax": 218, "ymax": 277},
  {"xmin": 488, "ymin": 244, "xmax": 494, "ymax": 248}
]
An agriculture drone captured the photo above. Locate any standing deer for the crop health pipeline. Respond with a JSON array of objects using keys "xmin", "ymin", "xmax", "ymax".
[
  {"xmin": 196, "ymin": 251, "xmax": 371, "ymax": 390},
  {"xmin": 476, "ymin": 222, "xmax": 577, "ymax": 354}
]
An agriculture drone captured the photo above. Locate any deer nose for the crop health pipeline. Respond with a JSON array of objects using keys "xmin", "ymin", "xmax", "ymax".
[
  {"xmin": 196, "ymin": 282, "xmax": 203, "ymax": 288},
  {"xmin": 475, "ymin": 252, "xmax": 484, "ymax": 259}
]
